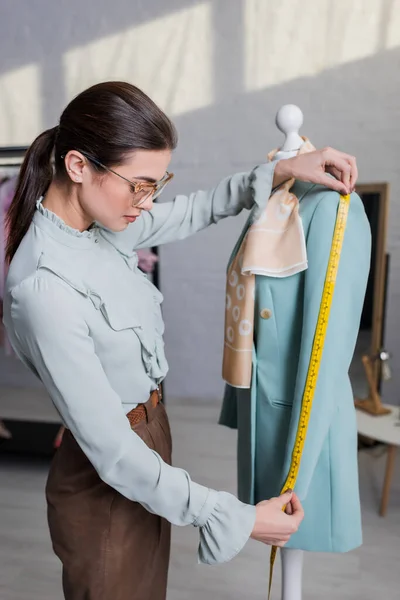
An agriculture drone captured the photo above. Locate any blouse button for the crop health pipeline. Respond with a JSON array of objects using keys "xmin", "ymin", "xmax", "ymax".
[{"xmin": 260, "ymin": 308, "xmax": 272, "ymax": 320}]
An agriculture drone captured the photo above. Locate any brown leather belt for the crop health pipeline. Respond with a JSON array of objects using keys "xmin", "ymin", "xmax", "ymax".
[{"xmin": 126, "ymin": 386, "xmax": 162, "ymax": 428}]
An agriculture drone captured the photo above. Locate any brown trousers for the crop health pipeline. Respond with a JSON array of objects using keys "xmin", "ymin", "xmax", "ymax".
[{"xmin": 46, "ymin": 398, "xmax": 172, "ymax": 600}]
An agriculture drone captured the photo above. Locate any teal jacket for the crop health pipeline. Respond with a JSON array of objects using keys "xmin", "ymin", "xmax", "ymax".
[{"xmin": 219, "ymin": 181, "xmax": 371, "ymax": 552}]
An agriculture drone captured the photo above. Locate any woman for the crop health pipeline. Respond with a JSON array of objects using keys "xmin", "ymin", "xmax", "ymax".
[{"xmin": 3, "ymin": 81, "xmax": 356, "ymax": 600}]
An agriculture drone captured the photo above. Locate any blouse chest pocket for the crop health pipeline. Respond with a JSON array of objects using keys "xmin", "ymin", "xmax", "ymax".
[
  {"xmin": 99, "ymin": 297, "xmax": 166, "ymax": 382},
  {"xmin": 36, "ymin": 253, "xmax": 167, "ymax": 382},
  {"xmin": 97, "ymin": 295, "xmax": 153, "ymax": 355}
]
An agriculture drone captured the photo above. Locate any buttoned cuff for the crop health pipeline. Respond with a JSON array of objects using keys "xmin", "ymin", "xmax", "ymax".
[{"xmin": 196, "ymin": 491, "xmax": 256, "ymax": 565}]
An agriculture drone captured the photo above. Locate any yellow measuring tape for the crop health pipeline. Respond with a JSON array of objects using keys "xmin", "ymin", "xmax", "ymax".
[{"xmin": 267, "ymin": 194, "xmax": 351, "ymax": 599}]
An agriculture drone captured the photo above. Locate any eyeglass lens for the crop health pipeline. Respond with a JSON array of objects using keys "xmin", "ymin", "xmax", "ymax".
[{"xmin": 131, "ymin": 180, "xmax": 168, "ymax": 206}]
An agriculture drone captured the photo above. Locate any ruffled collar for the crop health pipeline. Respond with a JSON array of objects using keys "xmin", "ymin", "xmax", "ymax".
[{"xmin": 33, "ymin": 197, "xmax": 99, "ymax": 249}]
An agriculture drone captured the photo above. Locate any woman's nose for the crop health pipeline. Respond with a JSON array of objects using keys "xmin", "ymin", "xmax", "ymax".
[{"xmin": 136, "ymin": 195, "xmax": 154, "ymax": 212}]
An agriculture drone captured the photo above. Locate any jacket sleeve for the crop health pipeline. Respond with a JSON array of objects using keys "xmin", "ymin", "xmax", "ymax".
[
  {"xmin": 281, "ymin": 191, "xmax": 371, "ymax": 500},
  {"xmin": 4, "ymin": 276, "xmax": 256, "ymax": 565},
  {"xmin": 99, "ymin": 163, "xmax": 276, "ymax": 252}
]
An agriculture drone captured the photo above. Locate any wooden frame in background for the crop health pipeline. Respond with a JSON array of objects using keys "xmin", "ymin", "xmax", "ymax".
[{"xmin": 354, "ymin": 182, "xmax": 390, "ymax": 415}]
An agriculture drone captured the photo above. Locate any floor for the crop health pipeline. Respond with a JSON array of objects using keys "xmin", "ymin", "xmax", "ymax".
[{"xmin": 0, "ymin": 397, "xmax": 399, "ymax": 600}]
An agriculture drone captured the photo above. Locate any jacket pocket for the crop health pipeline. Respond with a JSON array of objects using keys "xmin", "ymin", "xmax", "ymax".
[{"xmin": 270, "ymin": 397, "xmax": 292, "ymax": 409}]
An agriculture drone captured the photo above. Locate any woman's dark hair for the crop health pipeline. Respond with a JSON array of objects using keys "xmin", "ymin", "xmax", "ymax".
[{"xmin": 6, "ymin": 81, "xmax": 177, "ymax": 262}]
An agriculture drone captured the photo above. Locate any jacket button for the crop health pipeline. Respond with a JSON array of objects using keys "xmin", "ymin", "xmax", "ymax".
[{"xmin": 260, "ymin": 308, "xmax": 272, "ymax": 320}]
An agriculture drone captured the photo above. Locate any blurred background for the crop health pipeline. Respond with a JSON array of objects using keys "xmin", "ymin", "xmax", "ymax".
[{"xmin": 0, "ymin": 1, "xmax": 399, "ymax": 599}]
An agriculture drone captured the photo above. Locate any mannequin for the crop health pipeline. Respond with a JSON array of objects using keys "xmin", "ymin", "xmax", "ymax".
[
  {"xmin": 271, "ymin": 104, "xmax": 305, "ymax": 600},
  {"xmin": 219, "ymin": 105, "xmax": 371, "ymax": 600}
]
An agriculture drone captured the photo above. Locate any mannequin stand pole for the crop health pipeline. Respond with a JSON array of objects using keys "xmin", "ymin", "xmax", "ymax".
[{"xmin": 280, "ymin": 548, "xmax": 304, "ymax": 600}]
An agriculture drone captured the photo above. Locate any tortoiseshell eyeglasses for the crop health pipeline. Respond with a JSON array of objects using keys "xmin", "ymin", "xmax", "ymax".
[{"xmin": 62, "ymin": 151, "xmax": 174, "ymax": 207}]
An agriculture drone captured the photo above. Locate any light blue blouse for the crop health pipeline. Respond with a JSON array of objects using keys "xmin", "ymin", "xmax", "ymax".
[{"xmin": 3, "ymin": 163, "xmax": 275, "ymax": 564}]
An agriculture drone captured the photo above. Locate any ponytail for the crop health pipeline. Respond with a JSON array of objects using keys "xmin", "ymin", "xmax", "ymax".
[{"xmin": 5, "ymin": 126, "xmax": 58, "ymax": 263}]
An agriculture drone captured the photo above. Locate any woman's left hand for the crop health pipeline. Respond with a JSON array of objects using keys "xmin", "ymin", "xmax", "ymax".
[{"xmin": 273, "ymin": 147, "xmax": 358, "ymax": 196}]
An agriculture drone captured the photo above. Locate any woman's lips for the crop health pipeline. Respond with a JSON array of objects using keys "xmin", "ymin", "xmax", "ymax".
[{"xmin": 124, "ymin": 216, "xmax": 137, "ymax": 223}]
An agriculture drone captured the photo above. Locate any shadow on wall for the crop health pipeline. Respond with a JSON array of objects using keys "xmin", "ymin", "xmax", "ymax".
[
  {"xmin": 161, "ymin": 42, "xmax": 400, "ymax": 400},
  {"xmin": 1, "ymin": 0, "xmax": 400, "ymax": 400}
]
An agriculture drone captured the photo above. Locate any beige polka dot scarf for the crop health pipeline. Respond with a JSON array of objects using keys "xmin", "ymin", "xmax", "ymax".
[{"xmin": 222, "ymin": 139, "xmax": 315, "ymax": 388}]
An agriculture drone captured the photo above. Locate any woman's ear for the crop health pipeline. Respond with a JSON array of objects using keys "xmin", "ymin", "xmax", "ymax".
[{"xmin": 64, "ymin": 151, "xmax": 86, "ymax": 183}]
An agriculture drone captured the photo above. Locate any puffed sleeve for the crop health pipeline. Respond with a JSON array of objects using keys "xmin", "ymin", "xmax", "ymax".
[
  {"xmin": 3, "ymin": 276, "xmax": 256, "ymax": 564},
  {"xmin": 281, "ymin": 191, "xmax": 371, "ymax": 500},
  {"xmin": 100, "ymin": 163, "xmax": 276, "ymax": 251}
]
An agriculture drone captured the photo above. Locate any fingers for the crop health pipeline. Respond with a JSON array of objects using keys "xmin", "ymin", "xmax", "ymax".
[
  {"xmin": 275, "ymin": 538, "xmax": 290, "ymax": 547},
  {"xmin": 322, "ymin": 147, "xmax": 358, "ymax": 193},
  {"xmin": 260, "ymin": 535, "xmax": 291, "ymax": 547},
  {"xmin": 317, "ymin": 173, "xmax": 349, "ymax": 195},
  {"xmin": 277, "ymin": 490, "xmax": 293, "ymax": 508},
  {"xmin": 347, "ymin": 154, "xmax": 358, "ymax": 190},
  {"xmin": 324, "ymin": 158, "xmax": 351, "ymax": 193},
  {"xmin": 326, "ymin": 166, "xmax": 342, "ymax": 181},
  {"xmin": 285, "ymin": 501, "xmax": 293, "ymax": 515},
  {"xmin": 289, "ymin": 493, "xmax": 304, "ymax": 524},
  {"xmin": 334, "ymin": 151, "xmax": 358, "ymax": 190},
  {"xmin": 325, "ymin": 164, "xmax": 351, "ymax": 192}
]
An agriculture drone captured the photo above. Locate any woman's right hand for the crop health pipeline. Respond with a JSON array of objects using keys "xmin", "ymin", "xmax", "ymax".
[
  {"xmin": 250, "ymin": 490, "xmax": 304, "ymax": 547},
  {"xmin": 273, "ymin": 147, "xmax": 358, "ymax": 195}
]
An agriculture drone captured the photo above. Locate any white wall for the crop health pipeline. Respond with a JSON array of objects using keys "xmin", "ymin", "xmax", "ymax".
[{"xmin": 1, "ymin": 0, "xmax": 400, "ymax": 402}]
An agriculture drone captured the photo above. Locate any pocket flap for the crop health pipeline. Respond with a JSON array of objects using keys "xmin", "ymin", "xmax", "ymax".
[
  {"xmin": 37, "ymin": 252, "xmax": 88, "ymax": 296},
  {"xmin": 99, "ymin": 301, "xmax": 142, "ymax": 332},
  {"xmin": 36, "ymin": 251, "xmax": 156, "ymax": 356}
]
